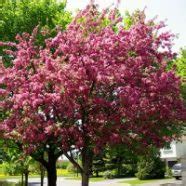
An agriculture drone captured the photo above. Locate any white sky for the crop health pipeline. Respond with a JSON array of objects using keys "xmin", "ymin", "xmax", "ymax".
[{"xmin": 66, "ymin": 0, "xmax": 186, "ymax": 52}]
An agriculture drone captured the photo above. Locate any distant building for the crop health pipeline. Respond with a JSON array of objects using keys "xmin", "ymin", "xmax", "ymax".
[{"xmin": 160, "ymin": 136, "xmax": 186, "ymax": 167}]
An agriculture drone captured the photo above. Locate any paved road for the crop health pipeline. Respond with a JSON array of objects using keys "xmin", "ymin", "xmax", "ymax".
[
  {"xmin": 140, "ymin": 179, "xmax": 182, "ymax": 186},
  {"xmin": 7, "ymin": 177, "xmax": 183, "ymax": 186},
  {"xmin": 7, "ymin": 177, "xmax": 133, "ymax": 186}
]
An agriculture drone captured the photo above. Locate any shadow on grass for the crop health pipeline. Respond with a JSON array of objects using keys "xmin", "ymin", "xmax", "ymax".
[
  {"xmin": 0, "ymin": 181, "xmax": 21, "ymax": 186},
  {"xmin": 0, "ymin": 181, "xmax": 44, "ymax": 186}
]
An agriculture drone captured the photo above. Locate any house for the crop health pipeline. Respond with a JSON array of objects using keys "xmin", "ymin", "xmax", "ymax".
[{"xmin": 160, "ymin": 136, "xmax": 186, "ymax": 167}]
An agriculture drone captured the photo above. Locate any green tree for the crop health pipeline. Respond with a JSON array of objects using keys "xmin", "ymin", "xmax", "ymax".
[
  {"xmin": 92, "ymin": 152, "xmax": 105, "ymax": 177},
  {"xmin": 3, "ymin": 147, "xmax": 33, "ymax": 186},
  {"xmin": 175, "ymin": 48, "xmax": 186, "ymax": 100},
  {"xmin": 0, "ymin": 0, "xmax": 70, "ymax": 41},
  {"xmin": 136, "ymin": 155, "xmax": 165, "ymax": 180},
  {"xmin": 0, "ymin": 0, "xmax": 71, "ymax": 58},
  {"xmin": 104, "ymin": 145, "xmax": 138, "ymax": 178},
  {"xmin": 92, "ymin": 145, "xmax": 138, "ymax": 178},
  {"xmin": 176, "ymin": 48, "xmax": 186, "ymax": 78}
]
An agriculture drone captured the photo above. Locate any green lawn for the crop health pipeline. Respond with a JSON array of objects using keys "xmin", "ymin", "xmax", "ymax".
[
  {"xmin": 0, "ymin": 175, "xmax": 21, "ymax": 180},
  {"xmin": 120, "ymin": 178, "xmax": 169, "ymax": 186},
  {"xmin": 0, "ymin": 169, "xmax": 105, "ymax": 183}
]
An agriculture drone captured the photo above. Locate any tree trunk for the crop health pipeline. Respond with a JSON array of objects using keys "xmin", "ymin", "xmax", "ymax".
[
  {"xmin": 47, "ymin": 168, "xmax": 57, "ymax": 186},
  {"xmin": 40, "ymin": 165, "xmax": 45, "ymax": 186},
  {"xmin": 31, "ymin": 149, "xmax": 62, "ymax": 186},
  {"xmin": 81, "ymin": 172, "xmax": 89, "ymax": 186},
  {"xmin": 24, "ymin": 172, "xmax": 28, "ymax": 186},
  {"xmin": 96, "ymin": 171, "xmax": 99, "ymax": 177},
  {"xmin": 117, "ymin": 158, "xmax": 122, "ymax": 177},
  {"xmin": 47, "ymin": 151, "xmax": 57, "ymax": 186},
  {"xmin": 21, "ymin": 173, "xmax": 24, "ymax": 186},
  {"xmin": 81, "ymin": 149, "xmax": 93, "ymax": 186}
]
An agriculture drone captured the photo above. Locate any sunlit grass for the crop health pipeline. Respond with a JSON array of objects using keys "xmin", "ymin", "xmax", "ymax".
[{"xmin": 120, "ymin": 178, "xmax": 170, "ymax": 185}]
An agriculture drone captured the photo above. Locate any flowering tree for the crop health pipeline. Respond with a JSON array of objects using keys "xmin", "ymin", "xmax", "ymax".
[{"xmin": 0, "ymin": 3, "xmax": 185, "ymax": 186}]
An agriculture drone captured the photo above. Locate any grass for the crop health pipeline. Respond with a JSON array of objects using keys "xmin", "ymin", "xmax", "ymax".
[
  {"xmin": 57, "ymin": 169, "xmax": 79, "ymax": 177},
  {"xmin": 57, "ymin": 169, "xmax": 70, "ymax": 176},
  {"xmin": 120, "ymin": 178, "xmax": 169, "ymax": 186},
  {"xmin": 0, "ymin": 181, "xmax": 21, "ymax": 186},
  {"xmin": 0, "ymin": 175, "xmax": 21, "ymax": 180},
  {"xmin": 0, "ymin": 169, "xmax": 72, "ymax": 180}
]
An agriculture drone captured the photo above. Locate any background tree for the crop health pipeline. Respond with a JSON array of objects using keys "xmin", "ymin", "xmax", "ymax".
[
  {"xmin": 92, "ymin": 145, "xmax": 138, "ymax": 178},
  {"xmin": 136, "ymin": 149, "xmax": 166, "ymax": 180},
  {"xmin": 0, "ymin": 3, "xmax": 185, "ymax": 186},
  {"xmin": 175, "ymin": 48, "xmax": 186, "ymax": 78},
  {"xmin": 0, "ymin": 0, "xmax": 71, "ymax": 61},
  {"xmin": 104, "ymin": 145, "xmax": 138, "ymax": 178},
  {"xmin": 175, "ymin": 48, "xmax": 186, "ymax": 100},
  {"xmin": 0, "ymin": 0, "xmax": 70, "ymax": 42},
  {"xmin": 2, "ymin": 147, "xmax": 36, "ymax": 186},
  {"xmin": 92, "ymin": 151, "xmax": 105, "ymax": 177}
]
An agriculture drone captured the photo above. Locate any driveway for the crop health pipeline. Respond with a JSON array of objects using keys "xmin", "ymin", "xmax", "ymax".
[{"xmin": 138, "ymin": 179, "xmax": 182, "ymax": 186}]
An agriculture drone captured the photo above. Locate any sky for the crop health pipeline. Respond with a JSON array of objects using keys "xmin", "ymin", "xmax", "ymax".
[{"xmin": 66, "ymin": 0, "xmax": 186, "ymax": 52}]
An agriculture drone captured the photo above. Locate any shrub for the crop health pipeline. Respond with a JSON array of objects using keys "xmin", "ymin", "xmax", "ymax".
[
  {"xmin": 3, "ymin": 162, "xmax": 20, "ymax": 176},
  {"xmin": 166, "ymin": 166, "xmax": 173, "ymax": 178},
  {"xmin": 103, "ymin": 170, "xmax": 114, "ymax": 179},
  {"xmin": 67, "ymin": 163, "xmax": 79, "ymax": 173},
  {"xmin": 56, "ymin": 160, "xmax": 70, "ymax": 169},
  {"xmin": 121, "ymin": 164, "xmax": 137, "ymax": 177},
  {"xmin": 136, "ymin": 156, "xmax": 165, "ymax": 180}
]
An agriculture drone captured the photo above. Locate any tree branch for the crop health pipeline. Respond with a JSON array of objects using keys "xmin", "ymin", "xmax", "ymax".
[
  {"xmin": 31, "ymin": 153, "xmax": 49, "ymax": 169},
  {"xmin": 64, "ymin": 152, "xmax": 83, "ymax": 173}
]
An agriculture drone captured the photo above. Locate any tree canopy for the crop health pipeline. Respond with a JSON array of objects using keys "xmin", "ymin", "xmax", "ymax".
[
  {"xmin": 0, "ymin": 0, "xmax": 71, "ymax": 42},
  {"xmin": 0, "ymin": 3, "xmax": 185, "ymax": 186}
]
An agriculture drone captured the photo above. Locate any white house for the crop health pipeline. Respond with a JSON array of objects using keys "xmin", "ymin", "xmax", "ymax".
[{"xmin": 160, "ymin": 136, "xmax": 186, "ymax": 167}]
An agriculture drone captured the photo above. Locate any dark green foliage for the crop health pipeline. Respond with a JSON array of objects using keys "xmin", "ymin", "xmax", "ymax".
[
  {"xmin": 119, "ymin": 164, "xmax": 137, "ymax": 177},
  {"xmin": 104, "ymin": 145, "xmax": 138, "ymax": 178},
  {"xmin": 136, "ymin": 156, "xmax": 166, "ymax": 180},
  {"xmin": 92, "ymin": 151, "xmax": 105, "ymax": 177},
  {"xmin": 0, "ymin": 148, "xmax": 8, "ymax": 164},
  {"xmin": 103, "ymin": 170, "xmax": 114, "ymax": 179},
  {"xmin": 92, "ymin": 145, "xmax": 138, "ymax": 178}
]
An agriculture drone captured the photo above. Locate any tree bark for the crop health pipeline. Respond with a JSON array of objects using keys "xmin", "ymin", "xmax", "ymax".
[
  {"xmin": 96, "ymin": 171, "xmax": 99, "ymax": 177},
  {"xmin": 117, "ymin": 158, "xmax": 122, "ymax": 177},
  {"xmin": 24, "ymin": 172, "xmax": 28, "ymax": 186},
  {"xmin": 47, "ymin": 167, "xmax": 57, "ymax": 186},
  {"xmin": 81, "ymin": 149, "xmax": 93, "ymax": 186},
  {"xmin": 40, "ymin": 164, "xmax": 45, "ymax": 186},
  {"xmin": 21, "ymin": 173, "xmax": 24, "ymax": 186},
  {"xmin": 46, "ymin": 151, "xmax": 57, "ymax": 186},
  {"xmin": 81, "ymin": 172, "xmax": 89, "ymax": 186},
  {"xmin": 31, "ymin": 150, "xmax": 61, "ymax": 186}
]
